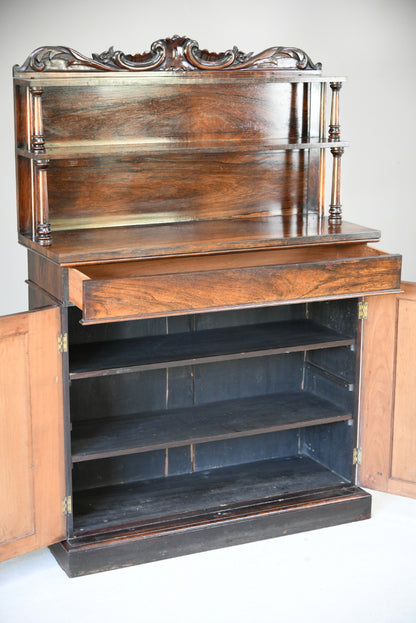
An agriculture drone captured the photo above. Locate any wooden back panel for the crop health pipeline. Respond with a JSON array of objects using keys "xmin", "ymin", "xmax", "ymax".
[
  {"xmin": 47, "ymin": 150, "xmax": 315, "ymax": 229},
  {"xmin": 16, "ymin": 77, "xmax": 323, "ymax": 234},
  {"xmin": 41, "ymin": 80, "xmax": 319, "ymax": 229},
  {"xmin": 41, "ymin": 81, "xmax": 316, "ymax": 144}
]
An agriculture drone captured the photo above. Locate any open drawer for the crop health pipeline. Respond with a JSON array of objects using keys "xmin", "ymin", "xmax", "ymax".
[{"xmin": 68, "ymin": 243, "xmax": 401, "ymax": 323}]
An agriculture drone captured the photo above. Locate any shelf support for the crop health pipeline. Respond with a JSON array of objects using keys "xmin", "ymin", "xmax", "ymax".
[
  {"xmin": 329, "ymin": 82, "xmax": 342, "ymax": 142},
  {"xmin": 328, "ymin": 82, "xmax": 344, "ymax": 225},
  {"xmin": 34, "ymin": 159, "xmax": 52, "ymax": 245},
  {"xmin": 329, "ymin": 145, "xmax": 344, "ymax": 225},
  {"xmin": 318, "ymin": 82, "xmax": 327, "ymax": 218},
  {"xmin": 30, "ymin": 86, "xmax": 52, "ymax": 245},
  {"xmin": 30, "ymin": 87, "xmax": 45, "ymax": 153}
]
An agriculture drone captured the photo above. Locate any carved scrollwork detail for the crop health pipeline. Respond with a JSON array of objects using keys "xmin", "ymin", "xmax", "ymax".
[
  {"xmin": 186, "ymin": 41, "xmax": 321, "ymax": 71},
  {"xmin": 15, "ymin": 46, "xmax": 112, "ymax": 73},
  {"xmin": 91, "ymin": 39, "xmax": 167, "ymax": 71},
  {"xmin": 14, "ymin": 36, "xmax": 321, "ymax": 73}
]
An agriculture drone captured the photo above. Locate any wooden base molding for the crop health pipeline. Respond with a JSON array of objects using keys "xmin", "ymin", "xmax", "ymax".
[{"xmin": 50, "ymin": 485, "xmax": 371, "ymax": 577}]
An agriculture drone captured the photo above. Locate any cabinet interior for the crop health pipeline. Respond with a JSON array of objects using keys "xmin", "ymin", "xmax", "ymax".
[{"xmin": 67, "ymin": 298, "xmax": 358, "ymax": 539}]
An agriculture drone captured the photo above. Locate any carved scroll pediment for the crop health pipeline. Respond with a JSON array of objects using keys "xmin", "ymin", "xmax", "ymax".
[{"xmin": 14, "ymin": 36, "xmax": 321, "ymax": 73}]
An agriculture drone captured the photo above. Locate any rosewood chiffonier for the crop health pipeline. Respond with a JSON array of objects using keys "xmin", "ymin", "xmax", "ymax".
[{"xmin": 0, "ymin": 36, "xmax": 413, "ymax": 577}]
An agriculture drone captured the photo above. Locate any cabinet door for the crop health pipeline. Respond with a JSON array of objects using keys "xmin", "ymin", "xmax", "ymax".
[
  {"xmin": 0, "ymin": 307, "xmax": 66, "ymax": 561},
  {"xmin": 359, "ymin": 283, "xmax": 416, "ymax": 498}
]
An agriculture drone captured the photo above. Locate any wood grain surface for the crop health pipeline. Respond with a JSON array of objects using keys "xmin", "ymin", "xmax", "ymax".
[
  {"xmin": 0, "ymin": 308, "xmax": 66, "ymax": 561},
  {"xmin": 20, "ymin": 217, "xmax": 382, "ymax": 265},
  {"xmin": 359, "ymin": 283, "xmax": 416, "ymax": 498},
  {"xmin": 391, "ymin": 287, "xmax": 416, "ymax": 487},
  {"xmin": 41, "ymin": 82, "xmax": 314, "ymax": 144},
  {"xmin": 68, "ymin": 245, "xmax": 400, "ymax": 322}
]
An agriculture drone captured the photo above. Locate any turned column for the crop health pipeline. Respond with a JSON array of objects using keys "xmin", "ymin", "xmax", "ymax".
[
  {"xmin": 34, "ymin": 159, "xmax": 52, "ymax": 245},
  {"xmin": 30, "ymin": 87, "xmax": 51, "ymax": 245},
  {"xmin": 328, "ymin": 82, "xmax": 344, "ymax": 225},
  {"xmin": 318, "ymin": 81, "xmax": 327, "ymax": 218}
]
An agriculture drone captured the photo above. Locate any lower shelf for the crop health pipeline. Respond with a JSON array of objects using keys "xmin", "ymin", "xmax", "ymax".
[
  {"xmin": 52, "ymin": 474, "xmax": 371, "ymax": 576},
  {"xmin": 73, "ymin": 455, "xmax": 349, "ymax": 536}
]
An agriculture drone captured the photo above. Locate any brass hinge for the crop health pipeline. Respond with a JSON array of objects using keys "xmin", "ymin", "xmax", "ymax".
[
  {"xmin": 58, "ymin": 333, "xmax": 68, "ymax": 353},
  {"xmin": 358, "ymin": 301, "xmax": 368, "ymax": 320},
  {"xmin": 353, "ymin": 447, "xmax": 362, "ymax": 465},
  {"xmin": 62, "ymin": 495, "xmax": 72, "ymax": 516}
]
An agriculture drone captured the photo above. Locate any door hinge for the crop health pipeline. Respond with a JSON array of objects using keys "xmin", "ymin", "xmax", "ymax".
[
  {"xmin": 353, "ymin": 447, "xmax": 362, "ymax": 465},
  {"xmin": 58, "ymin": 333, "xmax": 68, "ymax": 353},
  {"xmin": 358, "ymin": 301, "xmax": 368, "ymax": 320},
  {"xmin": 62, "ymin": 495, "xmax": 72, "ymax": 516}
]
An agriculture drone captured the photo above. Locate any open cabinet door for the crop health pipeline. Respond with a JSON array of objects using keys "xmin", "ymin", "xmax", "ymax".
[
  {"xmin": 0, "ymin": 307, "xmax": 66, "ymax": 561},
  {"xmin": 359, "ymin": 282, "xmax": 416, "ymax": 498}
]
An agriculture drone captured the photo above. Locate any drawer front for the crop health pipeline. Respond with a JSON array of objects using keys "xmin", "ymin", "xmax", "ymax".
[{"xmin": 69, "ymin": 252, "xmax": 401, "ymax": 323}]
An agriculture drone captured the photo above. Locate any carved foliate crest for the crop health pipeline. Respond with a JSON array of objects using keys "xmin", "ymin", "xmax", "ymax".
[{"xmin": 14, "ymin": 36, "xmax": 321, "ymax": 73}]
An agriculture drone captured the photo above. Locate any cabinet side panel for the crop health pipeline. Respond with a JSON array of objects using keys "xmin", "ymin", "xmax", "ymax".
[
  {"xmin": 14, "ymin": 85, "xmax": 33, "ymax": 236},
  {"xmin": 0, "ymin": 319, "xmax": 35, "ymax": 547},
  {"xmin": 28, "ymin": 282, "xmax": 61, "ymax": 310},
  {"xmin": 27, "ymin": 250, "xmax": 65, "ymax": 302},
  {"xmin": 16, "ymin": 156, "xmax": 33, "ymax": 236},
  {"xmin": 14, "ymin": 84, "xmax": 29, "ymax": 150}
]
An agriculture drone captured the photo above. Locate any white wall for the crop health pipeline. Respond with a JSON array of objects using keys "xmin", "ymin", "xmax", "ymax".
[{"xmin": 0, "ymin": 0, "xmax": 415, "ymax": 316}]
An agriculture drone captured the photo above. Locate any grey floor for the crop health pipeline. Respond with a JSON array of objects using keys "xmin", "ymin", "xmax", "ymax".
[{"xmin": 0, "ymin": 489, "xmax": 415, "ymax": 623}]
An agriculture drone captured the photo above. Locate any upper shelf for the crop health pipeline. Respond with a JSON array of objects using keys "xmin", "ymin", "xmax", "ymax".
[
  {"xmin": 69, "ymin": 318, "xmax": 354, "ymax": 379},
  {"xmin": 17, "ymin": 137, "xmax": 349, "ymax": 161}
]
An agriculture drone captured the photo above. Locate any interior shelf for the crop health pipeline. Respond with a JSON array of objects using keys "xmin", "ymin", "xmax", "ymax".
[
  {"xmin": 72, "ymin": 455, "xmax": 349, "ymax": 535},
  {"xmin": 69, "ymin": 319, "xmax": 354, "ymax": 379},
  {"xmin": 17, "ymin": 137, "xmax": 349, "ymax": 160},
  {"xmin": 71, "ymin": 391, "xmax": 352, "ymax": 462}
]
